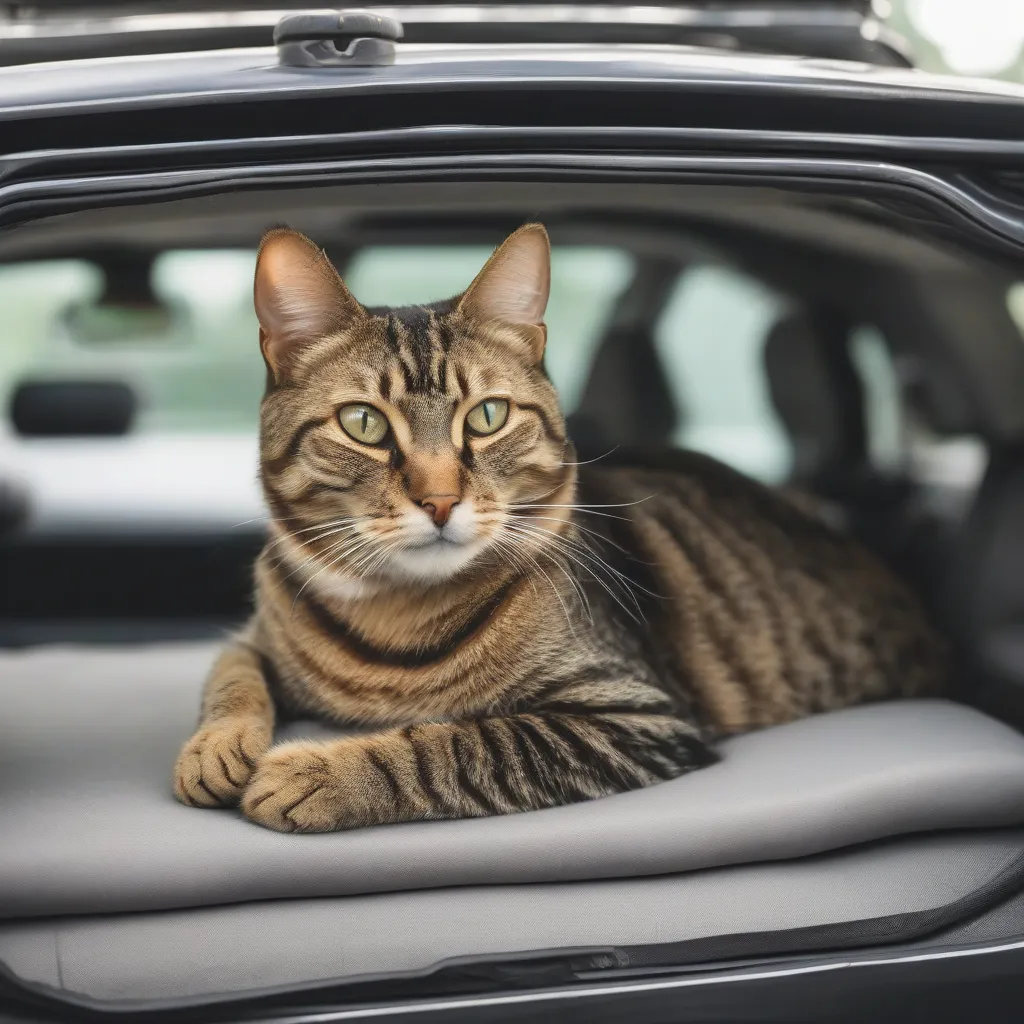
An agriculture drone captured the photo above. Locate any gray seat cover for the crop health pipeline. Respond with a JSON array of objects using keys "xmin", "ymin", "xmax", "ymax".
[
  {"xmin": 3, "ymin": 641, "xmax": 1024, "ymax": 921},
  {"xmin": 2, "ymin": 829, "xmax": 1022, "ymax": 1004}
]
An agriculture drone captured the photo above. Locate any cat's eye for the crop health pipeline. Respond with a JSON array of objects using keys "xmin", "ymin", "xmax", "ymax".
[
  {"xmin": 465, "ymin": 399, "xmax": 509, "ymax": 436},
  {"xmin": 338, "ymin": 403, "xmax": 390, "ymax": 446}
]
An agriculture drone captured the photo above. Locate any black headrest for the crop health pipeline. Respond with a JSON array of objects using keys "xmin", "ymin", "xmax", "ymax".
[
  {"xmin": 944, "ymin": 449, "xmax": 1024, "ymax": 726},
  {"xmin": 566, "ymin": 323, "xmax": 677, "ymax": 459},
  {"xmin": 9, "ymin": 379, "xmax": 137, "ymax": 438},
  {"xmin": 762, "ymin": 311, "xmax": 866, "ymax": 487}
]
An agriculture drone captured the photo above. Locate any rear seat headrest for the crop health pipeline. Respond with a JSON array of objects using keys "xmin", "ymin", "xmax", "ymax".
[
  {"xmin": 945, "ymin": 449, "xmax": 1024, "ymax": 726},
  {"xmin": 762, "ymin": 311, "xmax": 866, "ymax": 487}
]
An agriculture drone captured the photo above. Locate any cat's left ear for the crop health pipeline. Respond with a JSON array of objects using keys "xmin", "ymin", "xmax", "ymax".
[{"xmin": 458, "ymin": 223, "xmax": 550, "ymax": 362}]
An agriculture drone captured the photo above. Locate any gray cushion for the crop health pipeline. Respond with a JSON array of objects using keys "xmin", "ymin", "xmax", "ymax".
[
  {"xmin": 2, "ymin": 829, "xmax": 1022, "ymax": 1004},
  {"xmin": 2, "ymin": 641, "xmax": 1024, "ymax": 921}
]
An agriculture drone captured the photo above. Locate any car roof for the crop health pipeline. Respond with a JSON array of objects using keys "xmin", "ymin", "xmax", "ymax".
[
  {"xmin": 0, "ymin": 1, "xmax": 907, "ymax": 68},
  {"xmin": 1, "ymin": 43, "xmax": 1023, "ymax": 122}
]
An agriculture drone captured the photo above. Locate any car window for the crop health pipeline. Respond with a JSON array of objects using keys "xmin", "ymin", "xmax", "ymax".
[
  {"xmin": 653, "ymin": 264, "xmax": 792, "ymax": 483},
  {"xmin": 0, "ymin": 252, "xmax": 263, "ymax": 436},
  {"xmin": 1006, "ymin": 282, "xmax": 1024, "ymax": 335},
  {"xmin": 0, "ymin": 260, "xmax": 101, "ymax": 437},
  {"xmin": 848, "ymin": 324, "xmax": 905, "ymax": 475},
  {"xmin": 0, "ymin": 246, "xmax": 634, "ymax": 438},
  {"xmin": 849, "ymin": 322, "xmax": 986, "ymax": 513}
]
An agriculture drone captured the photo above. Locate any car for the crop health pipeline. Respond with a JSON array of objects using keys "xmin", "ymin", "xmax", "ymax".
[{"xmin": 2, "ymin": 2, "xmax": 1024, "ymax": 1021}]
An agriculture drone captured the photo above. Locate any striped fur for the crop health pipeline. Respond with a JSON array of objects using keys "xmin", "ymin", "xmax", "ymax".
[{"xmin": 173, "ymin": 225, "xmax": 946, "ymax": 832}]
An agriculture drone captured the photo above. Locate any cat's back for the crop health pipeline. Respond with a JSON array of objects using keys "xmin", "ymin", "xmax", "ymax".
[{"xmin": 577, "ymin": 449, "xmax": 947, "ymax": 734}]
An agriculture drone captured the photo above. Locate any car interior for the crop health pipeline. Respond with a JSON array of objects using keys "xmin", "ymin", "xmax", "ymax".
[{"xmin": 3, "ymin": 177, "xmax": 1024, "ymax": 1015}]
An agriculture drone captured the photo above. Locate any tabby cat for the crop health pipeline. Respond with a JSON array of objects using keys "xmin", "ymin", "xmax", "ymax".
[{"xmin": 173, "ymin": 223, "xmax": 946, "ymax": 833}]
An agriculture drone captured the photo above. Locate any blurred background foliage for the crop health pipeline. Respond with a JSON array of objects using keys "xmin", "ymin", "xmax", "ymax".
[{"xmin": 888, "ymin": 0, "xmax": 1024, "ymax": 82}]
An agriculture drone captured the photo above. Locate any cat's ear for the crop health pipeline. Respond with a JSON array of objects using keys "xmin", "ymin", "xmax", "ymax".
[
  {"xmin": 458, "ymin": 223, "xmax": 551, "ymax": 361},
  {"xmin": 254, "ymin": 228, "xmax": 364, "ymax": 379}
]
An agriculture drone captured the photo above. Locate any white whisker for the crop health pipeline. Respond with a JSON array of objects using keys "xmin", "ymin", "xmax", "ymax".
[
  {"xmin": 517, "ymin": 513, "xmax": 633, "ymax": 559},
  {"xmin": 559, "ymin": 445, "xmax": 619, "ymax": 467},
  {"xmin": 503, "ymin": 520, "xmax": 648, "ymax": 624},
  {"xmin": 289, "ymin": 531, "xmax": 380, "ymax": 603},
  {"xmin": 492, "ymin": 527, "xmax": 580, "ymax": 634},
  {"xmin": 231, "ymin": 515, "xmax": 273, "ymax": 528}
]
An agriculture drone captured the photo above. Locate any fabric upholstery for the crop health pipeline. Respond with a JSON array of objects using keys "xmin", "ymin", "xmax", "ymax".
[
  {"xmin": 2, "ymin": 642, "xmax": 1024, "ymax": 922},
  {"xmin": 1, "ymin": 830, "xmax": 1021, "ymax": 1004}
]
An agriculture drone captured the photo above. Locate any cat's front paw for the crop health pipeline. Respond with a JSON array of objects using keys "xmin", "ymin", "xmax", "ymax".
[
  {"xmin": 241, "ymin": 741, "xmax": 358, "ymax": 833},
  {"xmin": 173, "ymin": 717, "xmax": 270, "ymax": 808}
]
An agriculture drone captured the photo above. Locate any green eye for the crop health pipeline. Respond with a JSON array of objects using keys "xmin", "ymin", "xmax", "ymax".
[
  {"xmin": 338, "ymin": 403, "xmax": 390, "ymax": 445},
  {"xmin": 465, "ymin": 398, "xmax": 509, "ymax": 436}
]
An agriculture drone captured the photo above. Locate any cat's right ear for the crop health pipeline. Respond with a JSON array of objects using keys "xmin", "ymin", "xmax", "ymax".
[{"xmin": 254, "ymin": 228, "xmax": 364, "ymax": 381}]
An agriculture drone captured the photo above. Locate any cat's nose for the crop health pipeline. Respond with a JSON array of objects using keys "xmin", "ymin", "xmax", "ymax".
[{"xmin": 419, "ymin": 495, "xmax": 459, "ymax": 527}]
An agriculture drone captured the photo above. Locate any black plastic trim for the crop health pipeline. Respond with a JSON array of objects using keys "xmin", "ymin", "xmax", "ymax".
[
  {"xmin": 0, "ymin": 150, "xmax": 1022, "ymax": 254},
  {"xmin": 9, "ymin": 124, "xmax": 1024, "ymax": 189}
]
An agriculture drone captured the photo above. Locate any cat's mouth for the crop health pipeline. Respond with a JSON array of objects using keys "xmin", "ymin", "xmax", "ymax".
[{"xmin": 403, "ymin": 535, "xmax": 466, "ymax": 551}]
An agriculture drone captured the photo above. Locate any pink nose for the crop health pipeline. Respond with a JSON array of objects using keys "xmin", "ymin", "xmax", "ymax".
[{"xmin": 419, "ymin": 495, "xmax": 459, "ymax": 527}]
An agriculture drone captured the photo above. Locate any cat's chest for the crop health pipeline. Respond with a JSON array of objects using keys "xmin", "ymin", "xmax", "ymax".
[
  {"xmin": 280, "ymin": 653, "xmax": 510, "ymax": 728},
  {"xmin": 273, "ymin": 607, "xmax": 548, "ymax": 725}
]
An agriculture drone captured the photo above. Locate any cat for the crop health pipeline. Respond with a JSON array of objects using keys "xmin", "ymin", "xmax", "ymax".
[{"xmin": 173, "ymin": 223, "xmax": 947, "ymax": 833}]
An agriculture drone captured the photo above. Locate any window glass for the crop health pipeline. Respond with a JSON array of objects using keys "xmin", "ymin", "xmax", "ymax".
[
  {"xmin": 653, "ymin": 264, "xmax": 792, "ymax": 483},
  {"xmin": 0, "ymin": 246, "xmax": 635, "ymax": 438},
  {"xmin": 1006, "ymin": 282, "xmax": 1024, "ymax": 334},
  {"xmin": 147, "ymin": 250, "xmax": 264, "ymax": 431},
  {"xmin": 0, "ymin": 252, "xmax": 263, "ymax": 434},
  {"xmin": 849, "ymin": 324, "xmax": 905, "ymax": 475},
  {"xmin": 850, "ymin": 322, "xmax": 986, "ymax": 512},
  {"xmin": 0, "ymin": 260, "xmax": 101, "ymax": 437}
]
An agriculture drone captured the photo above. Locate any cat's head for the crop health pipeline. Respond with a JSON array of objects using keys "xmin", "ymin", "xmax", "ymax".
[{"xmin": 255, "ymin": 224, "xmax": 575, "ymax": 591}]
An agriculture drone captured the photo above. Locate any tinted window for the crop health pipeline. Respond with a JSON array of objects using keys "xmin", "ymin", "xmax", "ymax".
[
  {"xmin": 654, "ymin": 264, "xmax": 792, "ymax": 483},
  {"xmin": 0, "ymin": 246, "xmax": 635, "ymax": 437}
]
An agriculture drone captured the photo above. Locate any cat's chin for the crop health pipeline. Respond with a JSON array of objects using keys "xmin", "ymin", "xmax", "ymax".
[{"xmin": 382, "ymin": 537, "xmax": 489, "ymax": 585}]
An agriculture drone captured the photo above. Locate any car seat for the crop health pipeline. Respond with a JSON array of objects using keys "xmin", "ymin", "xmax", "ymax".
[{"xmin": 1, "ymin": 641, "xmax": 1024, "ymax": 1008}]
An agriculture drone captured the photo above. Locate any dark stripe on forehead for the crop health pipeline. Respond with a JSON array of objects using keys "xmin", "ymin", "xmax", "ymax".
[
  {"xmin": 396, "ymin": 331, "xmax": 419, "ymax": 391},
  {"xmin": 384, "ymin": 315, "xmax": 401, "ymax": 354},
  {"xmin": 416, "ymin": 312, "xmax": 436, "ymax": 390},
  {"xmin": 416, "ymin": 314, "xmax": 435, "ymax": 390},
  {"xmin": 393, "ymin": 305, "xmax": 433, "ymax": 335},
  {"xmin": 387, "ymin": 314, "xmax": 424, "ymax": 390},
  {"xmin": 435, "ymin": 352, "xmax": 449, "ymax": 394},
  {"xmin": 435, "ymin": 314, "xmax": 456, "ymax": 353},
  {"xmin": 391, "ymin": 306, "xmax": 440, "ymax": 393},
  {"xmin": 425, "ymin": 311, "xmax": 445, "ymax": 392}
]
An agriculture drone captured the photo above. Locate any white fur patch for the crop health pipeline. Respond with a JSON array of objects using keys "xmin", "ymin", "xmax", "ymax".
[
  {"xmin": 270, "ymin": 501, "xmax": 490, "ymax": 592},
  {"xmin": 381, "ymin": 500, "xmax": 488, "ymax": 583},
  {"xmin": 269, "ymin": 522, "xmax": 381, "ymax": 601}
]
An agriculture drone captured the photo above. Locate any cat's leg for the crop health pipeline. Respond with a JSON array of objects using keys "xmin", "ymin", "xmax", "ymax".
[
  {"xmin": 173, "ymin": 643, "xmax": 275, "ymax": 808},
  {"xmin": 240, "ymin": 703, "xmax": 715, "ymax": 833}
]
